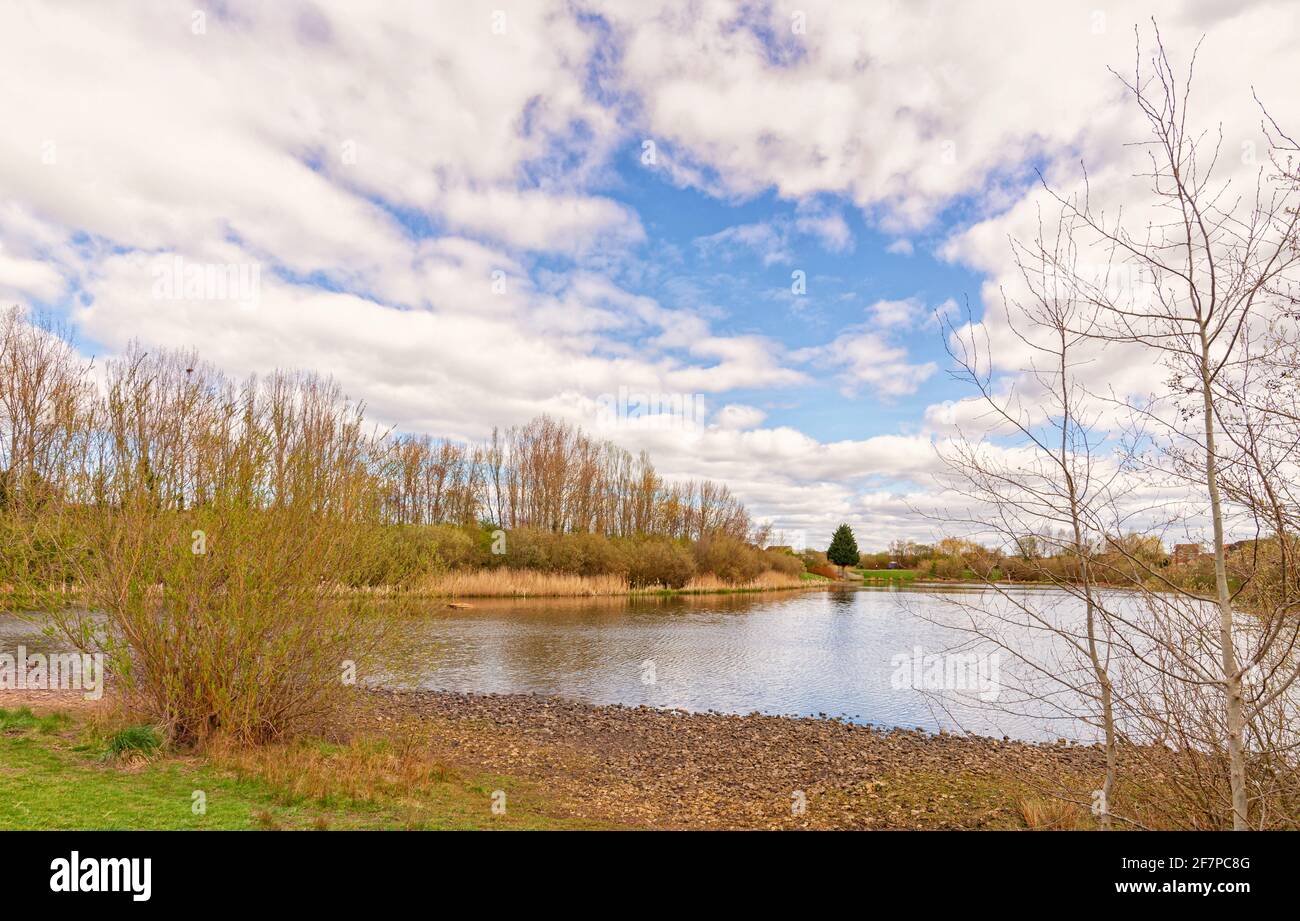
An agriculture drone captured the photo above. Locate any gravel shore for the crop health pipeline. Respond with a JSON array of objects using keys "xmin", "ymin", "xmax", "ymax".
[{"xmin": 357, "ymin": 689, "xmax": 1108, "ymax": 829}]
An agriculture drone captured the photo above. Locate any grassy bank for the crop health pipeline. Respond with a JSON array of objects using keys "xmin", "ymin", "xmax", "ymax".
[
  {"xmin": 0, "ymin": 705, "xmax": 598, "ymax": 831},
  {"xmin": 0, "ymin": 692, "xmax": 1153, "ymax": 831},
  {"xmin": 856, "ymin": 568, "xmax": 917, "ymax": 582}
]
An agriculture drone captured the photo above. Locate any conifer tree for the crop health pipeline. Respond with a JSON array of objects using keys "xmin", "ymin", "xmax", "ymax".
[{"xmin": 827, "ymin": 523, "xmax": 860, "ymax": 577}]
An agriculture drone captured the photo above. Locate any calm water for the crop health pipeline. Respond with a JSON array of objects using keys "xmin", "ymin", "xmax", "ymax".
[
  {"xmin": 2, "ymin": 585, "xmax": 1100, "ymax": 742},
  {"xmin": 381, "ymin": 585, "xmax": 1097, "ymax": 742}
]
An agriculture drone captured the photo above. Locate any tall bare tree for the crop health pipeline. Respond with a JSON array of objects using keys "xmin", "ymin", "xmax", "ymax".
[{"xmin": 1046, "ymin": 28, "xmax": 1300, "ymax": 828}]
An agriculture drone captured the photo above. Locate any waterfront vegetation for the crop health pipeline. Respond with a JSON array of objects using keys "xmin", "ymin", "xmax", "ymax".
[
  {"xmin": 3, "ymin": 300, "xmax": 1298, "ymax": 830},
  {"xmin": 0, "ymin": 309, "xmax": 820, "ymax": 745},
  {"xmin": 0, "ymin": 706, "xmax": 587, "ymax": 830}
]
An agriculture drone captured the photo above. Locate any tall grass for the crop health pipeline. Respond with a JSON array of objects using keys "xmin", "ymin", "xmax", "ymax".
[
  {"xmin": 421, "ymin": 566, "xmax": 810, "ymax": 598},
  {"xmin": 677, "ymin": 570, "xmax": 807, "ymax": 593},
  {"xmin": 422, "ymin": 568, "xmax": 632, "ymax": 598}
]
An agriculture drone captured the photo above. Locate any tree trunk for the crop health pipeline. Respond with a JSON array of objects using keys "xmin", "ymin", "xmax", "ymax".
[{"xmin": 1201, "ymin": 337, "xmax": 1249, "ymax": 830}]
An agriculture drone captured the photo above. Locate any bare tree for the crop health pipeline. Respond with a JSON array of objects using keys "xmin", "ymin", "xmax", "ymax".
[
  {"xmin": 1045, "ymin": 27, "xmax": 1300, "ymax": 828},
  {"xmin": 935, "ymin": 209, "xmax": 1128, "ymax": 827}
]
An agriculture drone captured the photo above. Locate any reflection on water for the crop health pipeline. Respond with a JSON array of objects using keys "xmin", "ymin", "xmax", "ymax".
[
  {"xmin": 382, "ymin": 585, "xmax": 1097, "ymax": 742},
  {"xmin": 3, "ymin": 586, "xmax": 1099, "ymax": 742}
]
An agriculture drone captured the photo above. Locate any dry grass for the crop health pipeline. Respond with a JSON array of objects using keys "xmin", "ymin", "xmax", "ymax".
[
  {"xmin": 420, "ymin": 566, "xmax": 812, "ymax": 598},
  {"xmin": 208, "ymin": 735, "xmax": 457, "ymax": 806},
  {"xmin": 421, "ymin": 568, "xmax": 632, "ymax": 597},
  {"xmin": 678, "ymin": 571, "xmax": 808, "ymax": 592},
  {"xmin": 1018, "ymin": 796, "xmax": 1093, "ymax": 830}
]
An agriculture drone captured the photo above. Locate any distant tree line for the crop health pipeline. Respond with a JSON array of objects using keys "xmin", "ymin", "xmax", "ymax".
[{"xmin": 385, "ymin": 416, "xmax": 760, "ymax": 543}]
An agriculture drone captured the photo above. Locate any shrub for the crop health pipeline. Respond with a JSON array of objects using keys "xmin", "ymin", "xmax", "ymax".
[
  {"xmin": 921, "ymin": 556, "xmax": 967, "ymax": 579},
  {"xmin": 763, "ymin": 548, "xmax": 805, "ymax": 578},
  {"xmin": 548, "ymin": 530, "xmax": 625, "ymax": 577},
  {"xmin": 350, "ymin": 524, "xmax": 443, "ymax": 587},
  {"xmin": 45, "ymin": 354, "xmax": 409, "ymax": 747},
  {"xmin": 624, "ymin": 537, "xmax": 697, "ymax": 588},
  {"xmin": 499, "ymin": 527, "xmax": 554, "ymax": 571},
  {"xmin": 427, "ymin": 523, "xmax": 490, "ymax": 570},
  {"xmin": 693, "ymin": 533, "xmax": 764, "ymax": 584},
  {"xmin": 800, "ymin": 549, "xmax": 828, "ymax": 571},
  {"xmin": 859, "ymin": 551, "xmax": 891, "ymax": 569}
]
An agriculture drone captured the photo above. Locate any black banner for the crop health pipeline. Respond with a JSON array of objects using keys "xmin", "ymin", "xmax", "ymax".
[{"xmin": 0, "ymin": 831, "xmax": 1280, "ymax": 906}]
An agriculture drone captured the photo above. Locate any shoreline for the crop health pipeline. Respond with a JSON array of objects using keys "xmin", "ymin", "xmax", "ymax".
[
  {"xmin": 350, "ymin": 687, "xmax": 1108, "ymax": 829},
  {"xmin": 2, "ymin": 685, "xmax": 1165, "ymax": 829},
  {"xmin": 428, "ymin": 581, "xmax": 830, "ymax": 600}
]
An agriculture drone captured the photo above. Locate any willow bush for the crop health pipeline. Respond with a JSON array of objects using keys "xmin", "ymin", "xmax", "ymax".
[{"xmin": 7, "ymin": 334, "xmax": 410, "ymax": 745}]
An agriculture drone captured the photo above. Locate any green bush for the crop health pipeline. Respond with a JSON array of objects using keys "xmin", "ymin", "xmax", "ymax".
[
  {"xmin": 499, "ymin": 527, "xmax": 553, "ymax": 571},
  {"xmin": 428, "ymin": 523, "xmax": 490, "ymax": 570},
  {"xmin": 548, "ymin": 530, "xmax": 625, "ymax": 576},
  {"xmin": 800, "ymin": 549, "xmax": 828, "ymax": 571},
  {"xmin": 623, "ymin": 537, "xmax": 697, "ymax": 588}
]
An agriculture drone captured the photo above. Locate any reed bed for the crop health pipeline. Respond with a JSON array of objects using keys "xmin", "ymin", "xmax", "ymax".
[
  {"xmin": 675, "ymin": 571, "xmax": 808, "ymax": 593},
  {"xmin": 420, "ymin": 567, "xmax": 813, "ymax": 598},
  {"xmin": 420, "ymin": 568, "xmax": 632, "ymax": 597}
]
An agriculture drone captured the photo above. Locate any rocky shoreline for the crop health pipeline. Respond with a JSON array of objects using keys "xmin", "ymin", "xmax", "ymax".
[{"xmin": 355, "ymin": 689, "xmax": 1108, "ymax": 829}]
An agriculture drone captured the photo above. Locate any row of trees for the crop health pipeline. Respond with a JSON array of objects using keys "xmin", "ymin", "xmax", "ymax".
[
  {"xmin": 387, "ymin": 416, "xmax": 758, "ymax": 542},
  {"xmin": 0, "ymin": 307, "xmax": 768, "ymax": 743},
  {"xmin": 861, "ymin": 533, "xmax": 1223, "ymax": 585},
  {"xmin": 0, "ymin": 308, "xmax": 763, "ymax": 547}
]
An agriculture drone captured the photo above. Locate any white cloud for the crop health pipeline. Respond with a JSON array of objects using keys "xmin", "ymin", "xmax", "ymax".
[
  {"xmin": 868, "ymin": 298, "xmax": 925, "ymax": 330},
  {"xmin": 695, "ymin": 222, "xmax": 790, "ymax": 266},
  {"xmin": 438, "ymin": 188, "xmax": 644, "ymax": 254},
  {"xmin": 1, "ymin": 0, "xmax": 1294, "ymax": 550},
  {"xmin": 714, "ymin": 403, "xmax": 767, "ymax": 430},
  {"xmin": 797, "ymin": 334, "xmax": 938, "ymax": 399},
  {"xmin": 694, "ymin": 208, "xmax": 853, "ymax": 265}
]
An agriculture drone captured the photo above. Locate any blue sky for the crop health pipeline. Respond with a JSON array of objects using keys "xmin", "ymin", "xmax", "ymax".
[
  {"xmin": 604, "ymin": 157, "xmax": 995, "ymax": 439},
  {"xmin": 1, "ymin": 1, "xmax": 1292, "ymax": 547}
]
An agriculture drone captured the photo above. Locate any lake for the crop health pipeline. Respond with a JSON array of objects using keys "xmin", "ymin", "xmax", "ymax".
[
  {"xmin": 2, "ymin": 584, "xmax": 1101, "ymax": 742},
  {"xmin": 380, "ymin": 584, "xmax": 1098, "ymax": 742}
]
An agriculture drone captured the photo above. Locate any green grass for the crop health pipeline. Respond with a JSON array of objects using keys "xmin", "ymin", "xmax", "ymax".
[
  {"xmin": 0, "ymin": 707, "xmax": 594, "ymax": 831},
  {"xmin": 0, "ymin": 706, "xmax": 71, "ymax": 734},
  {"xmin": 856, "ymin": 568, "xmax": 916, "ymax": 580},
  {"xmin": 107, "ymin": 725, "xmax": 162, "ymax": 757},
  {"xmin": 800, "ymin": 571, "xmax": 831, "ymax": 582}
]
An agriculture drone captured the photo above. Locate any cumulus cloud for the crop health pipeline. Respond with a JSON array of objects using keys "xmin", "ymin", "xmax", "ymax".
[
  {"xmin": 2, "ymin": 0, "xmax": 1295, "ymax": 549},
  {"xmin": 868, "ymin": 298, "xmax": 926, "ymax": 330},
  {"xmin": 714, "ymin": 403, "xmax": 767, "ymax": 430},
  {"xmin": 797, "ymin": 334, "xmax": 938, "ymax": 399},
  {"xmin": 438, "ymin": 188, "xmax": 644, "ymax": 254}
]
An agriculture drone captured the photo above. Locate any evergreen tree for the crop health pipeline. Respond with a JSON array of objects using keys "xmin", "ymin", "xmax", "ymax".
[{"xmin": 827, "ymin": 523, "xmax": 860, "ymax": 576}]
